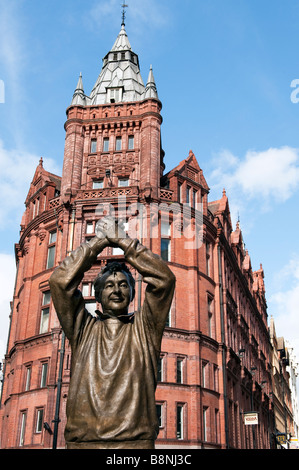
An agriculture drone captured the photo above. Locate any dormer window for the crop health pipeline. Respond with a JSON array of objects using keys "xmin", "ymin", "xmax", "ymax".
[{"xmin": 108, "ymin": 88, "xmax": 122, "ymax": 103}]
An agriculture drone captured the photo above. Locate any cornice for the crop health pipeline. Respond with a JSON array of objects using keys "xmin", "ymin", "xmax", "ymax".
[
  {"xmin": 163, "ymin": 327, "xmax": 201, "ymax": 342},
  {"xmin": 163, "ymin": 328, "xmax": 219, "ymax": 353},
  {"xmin": 8, "ymin": 332, "xmax": 53, "ymax": 359},
  {"xmin": 19, "ymin": 205, "xmax": 63, "ymax": 247}
]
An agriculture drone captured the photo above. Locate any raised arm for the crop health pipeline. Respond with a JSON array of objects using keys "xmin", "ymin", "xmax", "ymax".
[
  {"xmin": 122, "ymin": 238, "xmax": 175, "ymax": 333},
  {"xmin": 96, "ymin": 217, "xmax": 176, "ymax": 340},
  {"xmin": 49, "ymin": 236, "xmax": 109, "ymax": 344}
]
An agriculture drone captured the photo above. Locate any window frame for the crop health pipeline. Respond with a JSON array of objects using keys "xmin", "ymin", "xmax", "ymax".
[
  {"xmin": 203, "ymin": 406, "xmax": 209, "ymax": 442},
  {"xmin": 40, "ymin": 362, "xmax": 48, "ymax": 388},
  {"xmin": 207, "ymin": 294, "xmax": 215, "ymax": 338},
  {"xmin": 92, "ymin": 179, "xmax": 104, "ymax": 189},
  {"xmin": 24, "ymin": 365, "xmax": 32, "ymax": 392},
  {"xmin": 118, "ymin": 177, "xmax": 129, "ymax": 187},
  {"xmin": 35, "ymin": 408, "xmax": 44, "ymax": 434},
  {"xmin": 157, "ymin": 356, "xmax": 164, "ymax": 382},
  {"xmin": 86, "ymin": 221, "xmax": 95, "ymax": 235},
  {"xmin": 90, "ymin": 138, "xmax": 97, "ymax": 153},
  {"xmin": 202, "ymin": 361, "xmax": 208, "ymax": 388},
  {"xmin": 176, "ymin": 404, "xmax": 185, "ymax": 440},
  {"xmin": 103, "ymin": 137, "xmax": 109, "ymax": 152},
  {"xmin": 178, "ymin": 182, "xmax": 182, "ymax": 203},
  {"xmin": 161, "ymin": 219, "xmax": 171, "ymax": 262},
  {"xmin": 39, "ymin": 291, "xmax": 51, "ymax": 334},
  {"xmin": 165, "ymin": 305, "xmax": 172, "ymax": 327},
  {"xmin": 176, "ymin": 357, "xmax": 184, "ymax": 384},
  {"xmin": 206, "ymin": 241, "xmax": 211, "ymax": 276},
  {"xmin": 161, "ymin": 238, "xmax": 170, "ymax": 262},
  {"xmin": 19, "ymin": 411, "xmax": 27, "ymax": 447},
  {"xmin": 186, "ymin": 185, "xmax": 191, "ymax": 205},
  {"xmin": 128, "ymin": 135, "xmax": 134, "ymax": 150},
  {"xmin": 46, "ymin": 231, "xmax": 57, "ymax": 270},
  {"xmin": 192, "ymin": 189, "xmax": 197, "ymax": 209},
  {"xmin": 115, "ymin": 136, "xmax": 122, "ymax": 151},
  {"xmin": 156, "ymin": 402, "xmax": 165, "ymax": 428}
]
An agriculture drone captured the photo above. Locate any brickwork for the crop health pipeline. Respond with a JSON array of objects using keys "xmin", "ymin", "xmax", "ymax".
[{"xmin": 0, "ymin": 26, "xmax": 276, "ymax": 449}]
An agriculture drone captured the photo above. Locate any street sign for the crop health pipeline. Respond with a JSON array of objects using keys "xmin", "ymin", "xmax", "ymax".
[
  {"xmin": 276, "ymin": 433, "xmax": 287, "ymax": 445},
  {"xmin": 290, "ymin": 438, "xmax": 298, "ymax": 449}
]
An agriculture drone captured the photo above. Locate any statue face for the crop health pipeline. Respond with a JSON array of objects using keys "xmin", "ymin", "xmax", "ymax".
[{"xmin": 100, "ymin": 271, "xmax": 132, "ymax": 316}]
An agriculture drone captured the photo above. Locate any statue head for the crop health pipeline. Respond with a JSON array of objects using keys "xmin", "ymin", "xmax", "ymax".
[{"xmin": 93, "ymin": 262, "xmax": 135, "ymax": 316}]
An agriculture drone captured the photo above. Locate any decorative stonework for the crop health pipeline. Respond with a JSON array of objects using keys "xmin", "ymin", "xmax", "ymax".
[
  {"xmin": 160, "ymin": 189, "xmax": 173, "ymax": 201},
  {"xmin": 23, "ymin": 237, "xmax": 30, "ymax": 254},
  {"xmin": 37, "ymin": 228, "xmax": 47, "ymax": 243},
  {"xmin": 78, "ymin": 186, "xmax": 139, "ymax": 200}
]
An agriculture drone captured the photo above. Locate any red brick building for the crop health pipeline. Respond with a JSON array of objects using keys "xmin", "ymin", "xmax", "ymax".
[{"xmin": 0, "ymin": 23, "xmax": 274, "ymax": 449}]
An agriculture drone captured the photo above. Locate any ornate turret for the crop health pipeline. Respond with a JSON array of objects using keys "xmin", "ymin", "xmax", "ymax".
[
  {"xmin": 69, "ymin": 23, "xmax": 159, "ymax": 106},
  {"xmin": 71, "ymin": 73, "xmax": 86, "ymax": 106},
  {"xmin": 145, "ymin": 65, "xmax": 158, "ymax": 100}
]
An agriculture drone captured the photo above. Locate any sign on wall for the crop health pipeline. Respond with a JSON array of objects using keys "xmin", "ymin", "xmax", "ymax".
[
  {"xmin": 244, "ymin": 412, "xmax": 259, "ymax": 425},
  {"xmin": 276, "ymin": 434, "xmax": 287, "ymax": 445}
]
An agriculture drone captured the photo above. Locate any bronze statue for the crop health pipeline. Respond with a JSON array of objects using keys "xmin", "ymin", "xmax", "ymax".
[{"xmin": 49, "ymin": 216, "xmax": 175, "ymax": 449}]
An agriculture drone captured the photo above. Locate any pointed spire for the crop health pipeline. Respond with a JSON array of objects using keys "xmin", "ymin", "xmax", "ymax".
[
  {"xmin": 111, "ymin": 24, "xmax": 132, "ymax": 52},
  {"xmin": 89, "ymin": 26, "xmax": 145, "ymax": 104},
  {"xmin": 83, "ymin": 23, "xmax": 159, "ymax": 105},
  {"xmin": 144, "ymin": 65, "xmax": 158, "ymax": 99},
  {"xmin": 71, "ymin": 72, "xmax": 86, "ymax": 106},
  {"xmin": 75, "ymin": 72, "xmax": 84, "ymax": 93}
]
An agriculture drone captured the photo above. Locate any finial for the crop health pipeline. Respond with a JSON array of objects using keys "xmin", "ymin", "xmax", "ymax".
[
  {"xmin": 39, "ymin": 157, "xmax": 43, "ymax": 167},
  {"xmin": 121, "ymin": 3, "xmax": 128, "ymax": 26}
]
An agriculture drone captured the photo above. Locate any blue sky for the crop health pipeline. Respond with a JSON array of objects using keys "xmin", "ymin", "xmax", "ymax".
[{"xmin": 1, "ymin": 0, "xmax": 299, "ymax": 379}]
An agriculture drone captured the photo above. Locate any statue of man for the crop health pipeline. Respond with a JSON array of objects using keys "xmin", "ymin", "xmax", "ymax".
[{"xmin": 49, "ymin": 216, "xmax": 175, "ymax": 449}]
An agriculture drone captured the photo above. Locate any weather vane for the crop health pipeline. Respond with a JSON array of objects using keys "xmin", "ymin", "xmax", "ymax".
[{"xmin": 121, "ymin": 3, "xmax": 128, "ymax": 26}]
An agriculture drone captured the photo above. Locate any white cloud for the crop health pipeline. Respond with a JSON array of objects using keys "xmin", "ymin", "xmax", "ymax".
[
  {"xmin": 209, "ymin": 146, "xmax": 299, "ymax": 215},
  {"xmin": 86, "ymin": 0, "xmax": 171, "ymax": 32},
  {"xmin": 236, "ymin": 147, "xmax": 299, "ymax": 201},
  {"xmin": 0, "ymin": 253, "xmax": 16, "ymax": 362},
  {"xmin": 0, "ymin": 139, "xmax": 61, "ymax": 229},
  {"xmin": 268, "ymin": 254, "xmax": 299, "ymax": 364}
]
